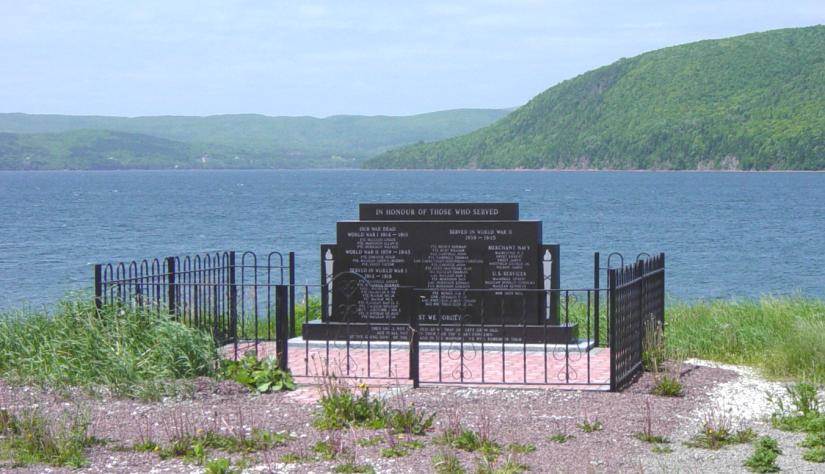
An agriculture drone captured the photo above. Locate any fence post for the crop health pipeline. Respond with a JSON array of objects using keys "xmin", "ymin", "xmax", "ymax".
[
  {"xmin": 93, "ymin": 264, "xmax": 103, "ymax": 311},
  {"xmin": 275, "ymin": 285, "xmax": 289, "ymax": 371},
  {"xmin": 638, "ymin": 260, "xmax": 646, "ymax": 374},
  {"xmin": 660, "ymin": 253, "xmax": 666, "ymax": 329},
  {"xmin": 405, "ymin": 286, "xmax": 420, "ymax": 388},
  {"xmin": 608, "ymin": 269, "xmax": 617, "ymax": 392},
  {"xmin": 166, "ymin": 257, "xmax": 176, "ymax": 316},
  {"xmin": 228, "ymin": 251, "xmax": 238, "ymax": 355},
  {"xmin": 593, "ymin": 252, "xmax": 600, "ymax": 347},
  {"xmin": 288, "ymin": 252, "xmax": 296, "ymax": 337}
]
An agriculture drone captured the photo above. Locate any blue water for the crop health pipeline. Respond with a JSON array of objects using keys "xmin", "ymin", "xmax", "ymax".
[{"xmin": 1, "ymin": 170, "xmax": 823, "ymax": 310}]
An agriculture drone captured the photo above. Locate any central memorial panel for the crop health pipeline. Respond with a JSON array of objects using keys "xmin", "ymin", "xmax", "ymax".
[{"xmin": 335, "ymin": 220, "xmax": 542, "ymax": 324}]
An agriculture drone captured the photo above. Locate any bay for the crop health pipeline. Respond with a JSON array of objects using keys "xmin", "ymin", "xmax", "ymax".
[{"xmin": 0, "ymin": 170, "xmax": 823, "ymax": 310}]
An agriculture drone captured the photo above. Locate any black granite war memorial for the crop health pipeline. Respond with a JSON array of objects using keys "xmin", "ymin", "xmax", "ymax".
[{"xmin": 302, "ymin": 203, "xmax": 578, "ymax": 343}]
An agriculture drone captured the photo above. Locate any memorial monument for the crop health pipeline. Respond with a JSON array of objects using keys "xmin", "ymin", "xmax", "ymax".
[{"xmin": 302, "ymin": 203, "xmax": 578, "ymax": 343}]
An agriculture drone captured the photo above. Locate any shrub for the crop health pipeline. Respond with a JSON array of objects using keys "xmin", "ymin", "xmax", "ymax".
[
  {"xmin": 219, "ymin": 351, "xmax": 295, "ymax": 393},
  {"xmin": 0, "ymin": 300, "xmax": 218, "ymax": 399}
]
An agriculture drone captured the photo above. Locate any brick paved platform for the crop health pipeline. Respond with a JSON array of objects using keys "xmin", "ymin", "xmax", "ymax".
[{"xmin": 221, "ymin": 338, "xmax": 611, "ymax": 391}]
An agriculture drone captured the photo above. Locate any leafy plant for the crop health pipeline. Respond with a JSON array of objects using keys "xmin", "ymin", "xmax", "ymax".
[
  {"xmin": 744, "ymin": 436, "xmax": 782, "ymax": 473},
  {"xmin": 548, "ymin": 433, "xmax": 574, "ymax": 443},
  {"xmin": 314, "ymin": 384, "xmax": 387, "ymax": 430},
  {"xmin": 577, "ymin": 419, "xmax": 604, "ymax": 433},
  {"xmin": 769, "ymin": 382, "xmax": 825, "ymax": 433},
  {"xmin": 205, "ymin": 457, "xmax": 239, "ymax": 474},
  {"xmin": 387, "ymin": 405, "xmax": 436, "ymax": 435},
  {"xmin": 220, "ymin": 351, "xmax": 295, "ymax": 393},
  {"xmin": 507, "ymin": 442, "xmax": 536, "ymax": 454},
  {"xmin": 381, "ymin": 445, "xmax": 409, "ymax": 458},
  {"xmin": 651, "ymin": 445, "xmax": 673, "ymax": 454}
]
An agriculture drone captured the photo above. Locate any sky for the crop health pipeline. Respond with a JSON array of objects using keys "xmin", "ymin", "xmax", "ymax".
[{"xmin": 0, "ymin": 1, "xmax": 822, "ymax": 117}]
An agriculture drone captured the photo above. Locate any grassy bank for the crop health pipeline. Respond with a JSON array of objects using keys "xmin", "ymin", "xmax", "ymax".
[
  {"xmin": 665, "ymin": 296, "xmax": 825, "ymax": 383},
  {"xmin": 0, "ymin": 300, "xmax": 218, "ymax": 399}
]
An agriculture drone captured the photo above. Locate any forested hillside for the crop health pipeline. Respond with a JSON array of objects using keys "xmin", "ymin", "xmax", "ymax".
[
  {"xmin": 0, "ymin": 109, "xmax": 509, "ymax": 169},
  {"xmin": 365, "ymin": 26, "xmax": 825, "ymax": 170}
]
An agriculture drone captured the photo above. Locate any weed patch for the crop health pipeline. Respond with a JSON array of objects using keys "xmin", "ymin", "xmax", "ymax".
[
  {"xmin": 685, "ymin": 412, "xmax": 755, "ymax": 450},
  {"xmin": 803, "ymin": 446, "xmax": 825, "ymax": 463},
  {"xmin": 433, "ymin": 452, "xmax": 465, "ymax": 474},
  {"xmin": 0, "ymin": 408, "xmax": 98, "ymax": 468},
  {"xmin": 333, "ymin": 462, "xmax": 375, "ymax": 473},
  {"xmin": 651, "ymin": 375, "xmax": 684, "ymax": 397}
]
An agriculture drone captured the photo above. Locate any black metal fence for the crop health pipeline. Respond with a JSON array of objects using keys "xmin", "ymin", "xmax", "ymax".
[
  {"xmin": 93, "ymin": 250, "xmax": 665, "ymax": 391},
  {"xmin": 608, "ymin": 253, "xmax": 666, "ymax": 390},
  {"xmin": 94, "ymin": 251, "xmax": 296, "ymax": 355}
]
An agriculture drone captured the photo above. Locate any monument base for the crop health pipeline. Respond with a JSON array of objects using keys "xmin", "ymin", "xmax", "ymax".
[{"xmin": 301, "ymin": 320, "xmax": 578, "ymax": 344}]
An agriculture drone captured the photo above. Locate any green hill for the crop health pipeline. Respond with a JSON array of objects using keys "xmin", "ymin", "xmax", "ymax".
[
  {"xmin": 365, "ymin": 26, "xmax": 825, "ymax": 170},
  {"xmin": 0, "ymin": 109, "xmax": 510, "ymax": 169}
]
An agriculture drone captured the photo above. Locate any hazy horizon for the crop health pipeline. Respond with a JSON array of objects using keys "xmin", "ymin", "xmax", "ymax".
[{"xmin": 1, "ymin": 1, "xmax": 823, "ymax": 118}]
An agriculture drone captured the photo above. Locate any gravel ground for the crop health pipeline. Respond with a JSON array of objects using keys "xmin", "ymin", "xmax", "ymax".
[
  {"xmin": 1, "ymin": 361, "xmax": 818, "ymax": 473},
  {"xmin": 640, "ymin": 359, "xmax": 825, "ymax": 474}
]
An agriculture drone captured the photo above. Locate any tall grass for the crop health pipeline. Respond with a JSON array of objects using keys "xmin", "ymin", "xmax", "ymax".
[
  {"xmin": 235, "ymin": 295, "xmax": 321, "ymax": 340},
  {"xmin": 0, "ymin": 300, "xmax": 218, "ymax": 399},
  {"xmin": 665, "ymin": 296, "xmax": 825, "ymax": 383}
]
